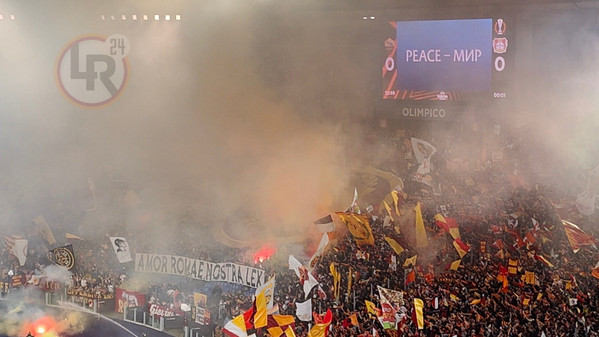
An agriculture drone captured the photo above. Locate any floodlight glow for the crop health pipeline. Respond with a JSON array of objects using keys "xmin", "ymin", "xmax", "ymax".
[
  {"xmin": 175, "ymin": 15, "xmax": 181, "ymax": 21},
  {"xmin": 165, "ymin": 14, "xmax": 170, "ymax": 21},
  {"xmin": 154, "ymin": 14, "xmax": 160, "ymax": 21}
]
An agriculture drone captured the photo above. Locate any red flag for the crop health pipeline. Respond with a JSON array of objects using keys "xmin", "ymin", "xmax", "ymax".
[
  {"xmin": 453, "ymin": 238, "xmax": 470, "ymax": 258},
  {"xmin": 524, "ymin": 231, "xmax": 537, "ymax": 245},
  {"xmin": 434, "ymin": 214, "xmax": 460, "ymax": 239},
  {"xmin": 266, "ymin": 315, "xmax": 296, "ymax": 337},
  {"xmin": 562, "ymin": 220, "xmax": 596, "ymax": 252},
  {"xmin": 405, "ymin": 269, "xmax": 416, "ymax": 285},
  {"xmin": 313, "ymin": 309, "xmax": 333, "ymax": 325}
]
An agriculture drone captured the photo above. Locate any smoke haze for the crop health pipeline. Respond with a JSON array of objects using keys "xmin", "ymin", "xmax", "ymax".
[{"xmin": 0, "ymin": 0, "xmax": 597, "ymax": 253}]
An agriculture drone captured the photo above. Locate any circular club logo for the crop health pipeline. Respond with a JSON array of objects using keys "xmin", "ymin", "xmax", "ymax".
[
  {"xmin": 56, "ymin": 34, "xmax": 130, "ymax": 108},
  {"xmin": 47, "ymin": 247, "xmax": 75, "ymax": 270}
]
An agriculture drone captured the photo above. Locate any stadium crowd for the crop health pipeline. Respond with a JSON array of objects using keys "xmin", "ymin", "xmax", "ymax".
[{"xmin": 1, "ymin": 121, "xmax": 599, "ymax": 337}]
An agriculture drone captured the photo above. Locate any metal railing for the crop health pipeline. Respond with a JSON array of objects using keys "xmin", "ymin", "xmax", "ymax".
[{"xmin": 123, "ymin": 306, "xmax": 165, "ymax": 331}]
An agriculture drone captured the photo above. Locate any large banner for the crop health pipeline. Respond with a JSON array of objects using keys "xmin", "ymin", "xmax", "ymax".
[
  {"xmin": 135, "ymin": 253, "xmax": 266, "ymax": 288},
  {"xmin": 110, "ymin": 237, "xmax": 133, "ymax": 263},
  {"xmin": 115, "ymin": 288, "xmax": 146, "ymax": 313},
  {"xmin": 149, "ymin": 303, "xmax": 180, "ymax": 318}
]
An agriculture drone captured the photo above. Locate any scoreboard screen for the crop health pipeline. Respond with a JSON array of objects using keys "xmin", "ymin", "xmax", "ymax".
[{"xmin": 381, "ymin": 18, "xmax": 512, "ymax": 102}]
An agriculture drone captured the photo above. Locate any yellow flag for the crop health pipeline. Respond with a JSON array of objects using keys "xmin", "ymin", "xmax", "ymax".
[
  {"xmin": 383, "ymin": 201, "xmax": 394, "ymax": 221},
  {"xmin": 414, "ymin": 298, "xmax": 424, "ymax": 329},
  {"xmin": 453, "ymin": 239, "xmax": 469, "ymax": 258},
  {"xmin": 384, "ymin": 236, "xmax": 404, "ymax": 255},
  {"xmin": 391, "ymin": 190, "xmax": 401, "ymax": 215},
  {"xmin": 308, "ymin": 323, "xmax": 330, "ymax": 337},
  {"xmin": 349, "ymin": 313, "xmax": 358, "ymax": 326},
  {"xmin": 566, "ymin": 280, "xmax": 573, "ymax": 290},
  {"xmin": 65, "ymin": 233, "xmax": 84, "ymax": 240},
  {"xmin": 336, "ymin": 213, "xmax": 375, "ymax": 246},
  {"xmin": 330, "ymin": 263, "xmax": 341, "ymax": 300},
  {"xmin": 365, "ymin": 300, "xmax": 379, "ymax": 318},
  {"xmin": 284, "ymin": 327, "xmax": 296, "ymax": 337},
  {"xmin": 450, "ymin": 259, "xmax": 461, "ymax": 271},
  {"xmin": 254, "ymin": 290, "xmax": 267, "ymax": 328},
  {"xmin": 33, "ymin": 216, "xmax": 56, "ymax": 245},
  {"xmin": 347, "ymin": 267, "xmax": 353, "ymax": 298},
  {"xmin": 403, "ymin": 255, "xmax": 417, "ymax": 267},
  {"xmin": 414, "ymin": 203, "xmax": 429, "ymax": 248}
]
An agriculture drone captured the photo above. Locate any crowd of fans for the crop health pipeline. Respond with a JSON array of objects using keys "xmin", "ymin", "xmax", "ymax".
[{"xmin": 1, "ymin": 120, "xmax": 599, "ymax": 337}]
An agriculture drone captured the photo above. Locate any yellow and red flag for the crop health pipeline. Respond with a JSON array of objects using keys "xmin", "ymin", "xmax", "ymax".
[
  {"xmin": 562, "ymin": 220, "xmax": 596, "ymax": 252},
  {"xmin": 453, "ymin": 238, "xmax": 470, "ymax": 258}
]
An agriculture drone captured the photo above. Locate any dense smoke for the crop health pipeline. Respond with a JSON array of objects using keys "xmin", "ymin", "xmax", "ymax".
[
  {"xmin": 0, "ymin": 1, "xmax": 598, "ymax": 257},
  {"xmin": 0, "ymin": 0, "xmax": 368, "ymax": 255},
  {"xmin": 0, "ymin": 288, "xmax": 88, "ymax": 337}
]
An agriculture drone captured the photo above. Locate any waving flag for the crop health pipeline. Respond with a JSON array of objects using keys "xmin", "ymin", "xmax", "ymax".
[
  {"xmin": 223, "ymin": 306, "xmax": 255, "ymax": 337},
  {"xmin": 48, "ymin": 244, "xmax": 76, "ymax": 270},
  {"xmin": 377, "ymin": 286, "xmax": 404, "ymax": 329},
  {"xmin": 335, "ymin": 212, "xmax": 374, "ymax": 246},
  {"xmin": 309, "ymin": 309, "xmax": 332, "ymax": 337},
  {"xmin": 255, "ymin": 276, "xmax": 276, "ymax": 310},
  {"xmin": 403, "ymin": 255, "xmax": 417, "ymax": 267},
  {"xmin": 365, "ymin": 300, "xmax": 380, "ymax": 318},
  {"xmin": 222, "ymin": 294, "xmax": 268, "ymax": 337},
  {"xmin": 296, "ymin": 299, "xmax": 312, "ymax": 322},
  {"xmin": 33, "ymin": 215, "xmax": 56, "ymax": 246},
  {"xmin": 411, "ymin": 138, "xmax": 436, "ymax": 174},
  {"xmin": 330, "ymin": 263, "xmax": 341, "ymax": 300},
  {"xmin": 449, "ymin": 259, "xmax": 461, "ymax": 271},
  {"xmin": 349, "ymin": 187, "xmax": 360, "ymax": 214},
  {"xmin": 2, "ymin": 236, "xmax": 28, "ymax": 266},
  {"xmin": 308, "ymin": 233, "xmax": 330, "ymax": 270},
  {"xmin": 562, "ymin": 220, "xmax": 596, "ymax": 252},
  {"xmin": 314, "ymin": 214, "xmax": 336, "ymax": 233},
  {"xmin": 289, "ymin": 255, "xmax": 319, "ymax": 299},
  {"xmin": 414, "ymin": 203, "xmax": 428, "ymax": 248},
  {"xmin": 267, "ymin": 315, "xmax": 296, "ymax": 337},
  {"xmin": 453, "ymin": 238, "xmax": 470, "ymax": 258},
  {"xmin": 434, "ymin": 214, "xmax": 460, "ymax": 239},
  {"xmin": 413, "ymin": 298, "xmax": 424, "ymax": 329},
  {"xmin": 384, "ymin": 236, "xmax": 404, "ymax": 255}
]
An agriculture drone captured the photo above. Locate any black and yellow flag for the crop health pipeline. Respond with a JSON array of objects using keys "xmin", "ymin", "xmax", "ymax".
[
  {"xmin": 335, "ymin": 212, "xmax": 374, "ymax": 246},
  {"xmin": 48, "ymin": 244, "xmax": 76, "ymax": 270}
]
